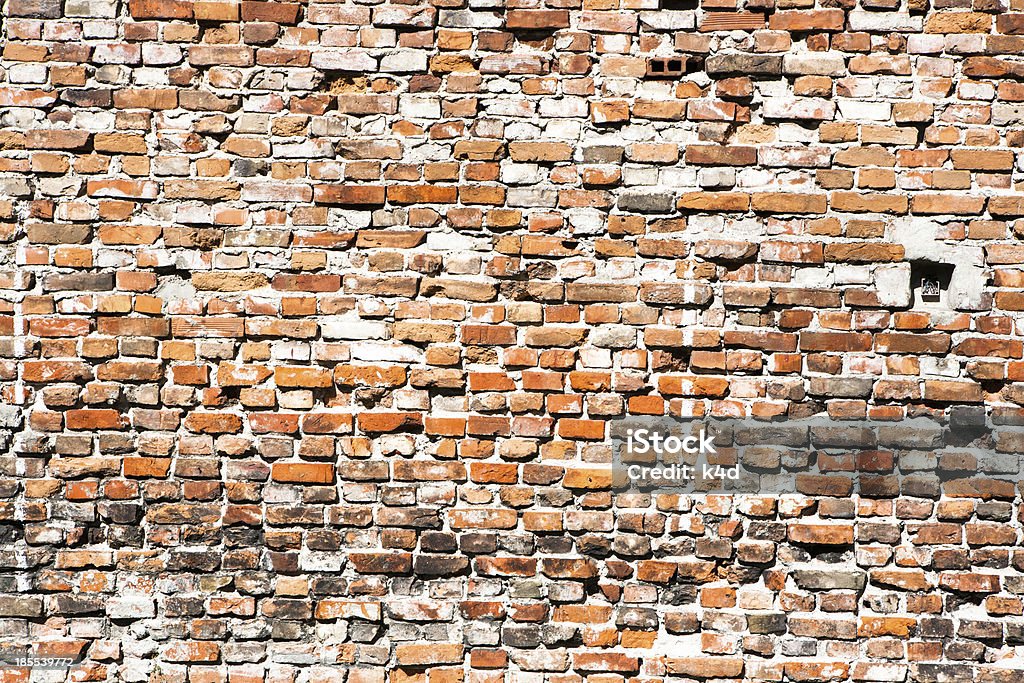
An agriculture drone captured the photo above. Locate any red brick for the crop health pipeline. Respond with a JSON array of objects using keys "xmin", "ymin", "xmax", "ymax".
[
  {"xmin": 387, "ymin": 185, "xmax": 458, "ymax": 205},
  {"xmin": 313, "ymin": 185, "xmax": 386, "ymax": 206},
  {"xmin": 184, "ymin": 412, "xmax": 244, "ymax": 434},
  {"xmin": 271, "ymin": 463, "xmax": 335, "ymax": 484},
  {"xmin": 66, "ymin": 409, "xmax": 128, "ymax": 431}
]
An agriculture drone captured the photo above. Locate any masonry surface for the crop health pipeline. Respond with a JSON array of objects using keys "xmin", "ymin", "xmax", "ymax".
[{"xmin": 3, "ymin": 0, "xmax": 1024, "ymax": 680}]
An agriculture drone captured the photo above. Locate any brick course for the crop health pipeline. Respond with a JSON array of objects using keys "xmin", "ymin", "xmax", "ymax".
[{"xmin": 3, "ymin": 0, "xmax": 1024, "ymax": 680}]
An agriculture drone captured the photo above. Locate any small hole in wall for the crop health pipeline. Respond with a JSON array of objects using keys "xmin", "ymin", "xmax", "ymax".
[
  {"xmin": 645, "ymin": 57, "xmax": 687, "ymax": 79},
  {"xmin": 910, "ymin": 260, "xmax": 954, "ymax": 308}
]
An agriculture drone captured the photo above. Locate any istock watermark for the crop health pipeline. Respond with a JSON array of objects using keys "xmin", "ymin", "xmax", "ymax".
[
  {"xmin": 610, "ymin": 409, "xmax": 1024, "ymax": 496},
  {"xmin": 623, "ymin": 426, "xmax": 740, "ymax": 485},
  {"xmin": 625, "ymin": 427, "xmax": 717, "ymax": 455}
]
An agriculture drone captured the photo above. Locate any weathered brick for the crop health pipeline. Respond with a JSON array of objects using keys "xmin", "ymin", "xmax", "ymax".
[
  {"xmin": 271, "ymin": 463, "xmax": 335, "ymax": 485},
  {"xmin": 314, "ymin": 185, "xmax": 386, "ymax": 206}
]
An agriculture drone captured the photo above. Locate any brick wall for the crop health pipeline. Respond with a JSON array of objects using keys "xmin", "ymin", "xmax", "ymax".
[{"xmin": 3, "ymin": 0, "xmax": 1024, "ymax": 679}]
